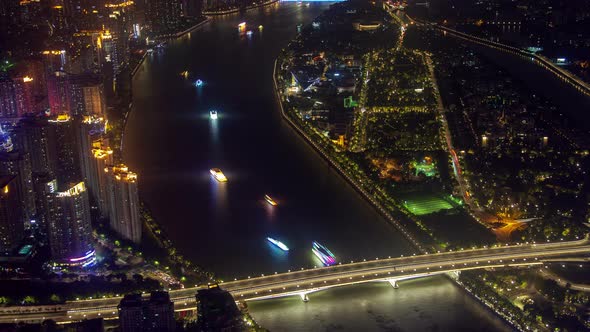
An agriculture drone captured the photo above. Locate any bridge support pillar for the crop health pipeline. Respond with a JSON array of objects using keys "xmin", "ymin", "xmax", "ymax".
[
  {"xmin": 299, "ymin": 293, "xmax": 309, "ymax": 302},
  {"xmin": 388, "ymin": 280, "xmax": 399, "ymax": 289},
  {"xmin": 448, "ymin": 270, "xmax": 461, "ymax": 280}
]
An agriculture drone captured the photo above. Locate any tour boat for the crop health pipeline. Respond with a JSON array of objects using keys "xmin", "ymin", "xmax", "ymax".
[
  {"xmin": 209, "ymin": 168, "xmax": 227, "ymax": 182},
  {"xmin": 267, "ymin": 237, "xmax": 289, "ymax": 251},
  {"xmin": 209, "ymin": 110, "xmax": 218, "ymax": 120},
  {"xmin": 264, "ymin": 194, "xmax": 278, "ymax": 206},
  {"xmin": 312, "ymin": 241, "xmax": 336, "ymax": 265}
]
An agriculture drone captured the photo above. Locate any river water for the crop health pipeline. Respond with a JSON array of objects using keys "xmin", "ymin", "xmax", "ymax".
[{"xmin": 124, "ymin": 2, "xmax": 513, "ymax": 330}]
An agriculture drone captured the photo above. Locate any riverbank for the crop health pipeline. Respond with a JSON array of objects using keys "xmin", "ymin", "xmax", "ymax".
[
  {"xmin": 203, "ymin": 0, "xmax": 278, "ymax": 16},
  {"xmin": 154, "ymin": 17, "xmax": 211, "ymax": 39},
  {"xmin": 272, "ymin": 59, "xmax": 427, "ymax": 254}
]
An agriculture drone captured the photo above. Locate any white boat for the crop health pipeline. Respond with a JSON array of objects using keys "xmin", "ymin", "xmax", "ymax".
[
  {"xmin": 267, "ymin": 237, "xmax": 289, "ymax": 251},
  {"xmin": 210, "ymin": 168, "xmax": 227, "ymax": 182}
]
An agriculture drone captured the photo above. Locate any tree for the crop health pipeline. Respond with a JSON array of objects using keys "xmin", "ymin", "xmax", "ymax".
[
  {"xmin": 49, "ymin": 294, "xmax": 61, "ymax": 303},
  {"xmin": 133, "ymin": 274, "xmax": 144, "ymax": 283},
  {"xmin": 22, "ymin": 296, "xmax": 37, "ymax": 305}
]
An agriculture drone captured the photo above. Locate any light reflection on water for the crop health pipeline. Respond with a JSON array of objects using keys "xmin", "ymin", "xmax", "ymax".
[{"xmin": 249, "ymin": 276, "xmax": 513, "ymax": 332}]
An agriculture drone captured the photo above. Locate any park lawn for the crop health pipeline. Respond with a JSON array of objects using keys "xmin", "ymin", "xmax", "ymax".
[{"xmin": 401, "ymin": 193, "xmax": 454, "ymax": 215}]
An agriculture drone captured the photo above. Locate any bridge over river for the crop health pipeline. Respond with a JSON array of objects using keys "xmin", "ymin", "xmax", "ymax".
[{"xmin": 1, "ymin": 238, "xmax": 589, "ymax": 324}]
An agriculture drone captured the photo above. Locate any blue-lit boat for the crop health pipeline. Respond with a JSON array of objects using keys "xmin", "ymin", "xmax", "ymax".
[
  {"xmin": 267, "ymin": 237, "xmax": 289, "ymax": 251},
  {"xmin": 312, "ymin": 241, "xmax": 336, "ymax": 265}
]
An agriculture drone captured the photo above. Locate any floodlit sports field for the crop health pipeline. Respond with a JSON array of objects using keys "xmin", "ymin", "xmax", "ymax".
[{"xmin": 402, "ymin": 194, "xmax": 454, "ymax": 215}]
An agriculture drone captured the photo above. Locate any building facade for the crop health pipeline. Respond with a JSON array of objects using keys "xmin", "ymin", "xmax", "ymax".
[{"xmin": 105, "ymin": 164, "xmax": 141, "ymax": 243}]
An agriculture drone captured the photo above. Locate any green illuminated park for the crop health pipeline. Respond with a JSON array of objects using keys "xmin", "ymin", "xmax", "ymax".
[{"xmin": 402, "ymin": 193, "xmax": 454, "ymax": 215}]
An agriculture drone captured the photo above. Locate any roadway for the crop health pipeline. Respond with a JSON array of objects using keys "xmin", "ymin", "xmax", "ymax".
[
  {"xmin": 406, "ymin": 16, "xmax": 590, "ymax": 97},
  {"xmin": 1, "ymin": 238, "xmax": 588, "ymax": 324}
]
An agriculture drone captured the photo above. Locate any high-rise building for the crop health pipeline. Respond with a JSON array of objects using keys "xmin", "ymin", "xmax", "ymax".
[
  {"xmin": 89, "ymin": 140, "xmax": 113, "ymax": 217},
  {"xmin": 33, "ymin": 173, "xmax": 57, "ymax": 233},
  {"xmin": 0, "ymin": 75, "xmax": 19, "ymax": 119},
  {"xmin": 0, "ymin": 0, "xmax": 23, "ymax": 42},
  {"xmin": 46, "ymin": 181, "xmax": 94, "ymax": 264},
  {"xmin": 0, "ymin": 175, "xmax": 24, "ymax": 254},
  {"xmin": 118, "ymin": 292, "xmax": 175, "ymax": 332},
  {"xmin": 47, "ymin": 71, "xmax": 71, "ymax": 116},
  {"xmin": 69, "ymin": 74, "xmax": 107, "ymax": 117},
  {"xmin": 0, "ymin": 149, "xmax": 36, "ymax": 223},
  {"xmin": 42, "ymin": 50, "xmax": 67, "ymax": 74},
  {"xmin": 105, "ymin": 164, "xmax": 141, "ymax": 243},
  {"xmin": 0, "ymin": 74, "xmax": 34, "ymax": 119},
  {"xmin": 146, "ymin": 0, "xmax": 182, "ymax": 34},
  {"xmin": 105, "ymin": 2, "xmax": 134, "ymax": 74},
  {"xmin": 16, "ymin": 115, "xmax": 82, "ymax": 185},
  {"xmin": 182, "ymin": 0, "xmax": 201, "ymax": 17},
  {"xmin": 77, "ymin": 116, "xmax": 111, "ymax": 217},
  {"xmin": 97, "ymin": 30, "xmax": 118, "ymax": 75},
  {"xmin": 48, "ymin": 114, "xmax": 82, "ymax": 184},
  {"xmin": 47, "ymin": 72, "xmax": 107, "ymax": 117},
  {"xmin": 196, "ymin": 285, "xmax": 243, "ymax": 331},
  {"xmin": 15, "ymin": 116, "xmax": 56, "ymax": 175},
  {"xmin": 50, "ymin": 0, "xmax": 69, "ymax": 30}
]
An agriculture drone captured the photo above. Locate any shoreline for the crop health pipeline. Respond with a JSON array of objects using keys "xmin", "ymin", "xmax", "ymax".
[
  {"xmin": 203, "ymin": 0, "xmax": 279, "ymax": 16},
  {"xmin": 124, "ymin": 17, "xmax": 212, "ymax": 151},
  {"xmin": 272, "ymin": 59, "xmax": 426, "ymax": 254},
  {"xmin": 154, "ymin": 17, "xmax": 211, "ymax": 40}
]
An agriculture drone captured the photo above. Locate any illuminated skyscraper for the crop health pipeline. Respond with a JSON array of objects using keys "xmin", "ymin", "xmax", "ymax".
[
  {"xmin": 146, "ymin": 0, "xmax": 182, "ymax": 34},
  {"xmin": 77, "ymin": 116, "xmax": 112, "ymax": 218},
  {"xmin": 42, "ymin": 50, "xmax": 67, "ymax": 74},
  {"xmin": 0, "ymin": 76, "xmax": 19, "ymax": 119},
  {"xmin": 90, "ymin": 142, "xmax": 113, "ymax": 217},
  {"xmin": 0, "ymin": 75, "xmax": 35, "ymax": 119},
  {"xmin": 16, "ymin": 115, "xmax": 83, "ymax": 185},
  {"xmin": 105, "ymin": 2, "xmax": 134, "ymax": 74},
  {"xmin": 105, "ymin": 164, "xmax": 141, "ymax": 243},
  {"xmin": 98, "ymin": 30, "xmax": 119, "ymax": 74},
  {"xmin": 69, "ymin": 74, "xmax": 107, "ymax": 117},
  {"xmin": 50, "ymin": 0, "xmax": 68, "ymax": 30},
  {"xmin": 118, "ymin": 292, "xmax": 175, "ymax": 332},
  {"xmin": 46, "ymin": 181, "xmax": 94, "ymax": 263},
  {"xmin": 0, "ymin": 149, "xmax": 36, "ymax": 223},
  {"xmin": 47, "ymin": 71, "xmax": 71, "ymax": 116},
  {"xmin": 48, "ymin": 114, "xmax": 82, "ymax": 185},
  {"xmin": 15, "ymin": 117, "xmax": 56, "ymax": 175},
  {"xmin": 0, "ymin": 175, "xmax": 24, "ymax": 254}
]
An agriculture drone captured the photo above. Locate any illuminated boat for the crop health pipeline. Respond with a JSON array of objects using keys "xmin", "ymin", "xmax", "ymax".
[
  {"xmin": 258, "ymin": 25, "xmax": 263, "ymax": 30},
  {"xmin": 209, "ymin": 168, "xmax": 227, "ymax": 182},
  {"xmin": 267, "ymin": 237, "xmax": 289, "ymax": 251},
  {"xmin": 209, "ymin": 110, "xmax": 218, "ymax": 120},
  {"xmin": 238, "ymin": 22, "xmax": 246, "ymax": 30},
  {"xmin": 195, "ymin": 79, "xmax": 203, "ymax": 87},
  {"xmin": 312, "ymin": 241, "xmax": 336, "ymax": 265},
  {"xmin": 246, "ymin": 30, "xmax": 253, "ymax": 36},
  {"xmin": 180, "ymin": 70, "xmax": 189, "ymax": 78},
  {"xmin": 264, "ymin": 194, "xmax": 277, "ymax": 206}
]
